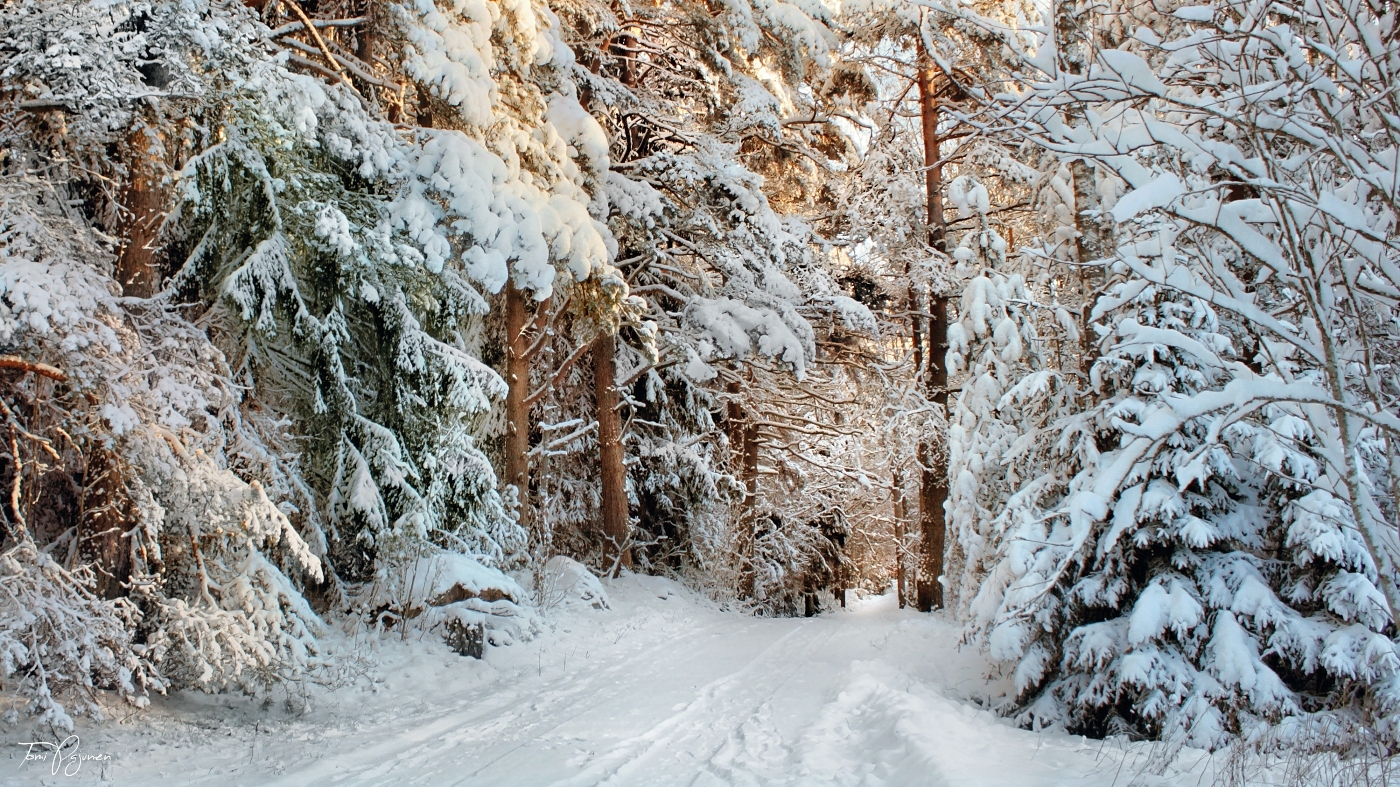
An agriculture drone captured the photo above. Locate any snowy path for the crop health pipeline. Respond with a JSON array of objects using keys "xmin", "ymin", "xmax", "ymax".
[{"xmin": 4, "ymin": 577, "xmax": 1200, "ymax": 786}]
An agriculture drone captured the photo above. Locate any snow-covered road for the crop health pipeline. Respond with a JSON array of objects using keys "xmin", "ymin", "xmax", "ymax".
[{"xmin": 6, "ymin": 575, "xmax": 1204, "ymax": 786}]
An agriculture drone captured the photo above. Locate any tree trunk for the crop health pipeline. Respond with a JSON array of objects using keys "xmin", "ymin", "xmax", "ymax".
[
  {"xmin": 1055, "ymin": 0, "xmax": 1108, "ymax": 381},
  {"xmin": 356, "ymin": 2, "xmax": 377, "ymax": 66},
  {"xmin": 917, "ymin": 54, "xmax": 947, "ymax": 253},
  {"xmin": 918, "ymin": 295, "xmax": 949, "ymax": 612},
  {"xmin": 893, "ymin": 471, "xmax": 907, "ymax": 609},
  {"xmin": 592, "ymin": 331, "xmax": 632, "ymax": 575},
  {"xmin": 915, "ymin": 44, "xmax": 949, "ymax": 612},
  {"xmin": 115, "ymin": 123, "xmax": 167, "ymax": 298},
  {"xmin": 83, "ymin": 449, "xmax": 135, "ymax": 600},
  {"xmin": 614, "ymin": 19, "xmax": 640, "ymax": 88},
  {"xmin": 504, "ymin": 279, "xmax": 532, "ymax": 522},
  {"xmin": 905, "ymin": 211, "xmax": 923, "ymax": 611},
  {"xmin": 1071, "ymin": 161, "xmax": 1109, "ymax": 378},
  {"xmin": 726, "ymin": 377, "xmax": 744, "ymax": 467},
  {"xmin": 725, "ymin": 376, "xmax": 760, "ymax": 598},
  {"xmin": 737, "ymin": 409, "xmax": 760, "ymax": 599}
]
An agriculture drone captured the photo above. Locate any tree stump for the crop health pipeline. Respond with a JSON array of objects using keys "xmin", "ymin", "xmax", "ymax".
[{"xmin": 444, "ymin": 617, "xmax": 485, "ymax": 659}]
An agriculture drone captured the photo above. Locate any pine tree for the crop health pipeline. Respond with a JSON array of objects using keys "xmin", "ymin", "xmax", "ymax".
[{"xmin": 946, "ymin": 0, "xmax": 1400, "ymax": 746}]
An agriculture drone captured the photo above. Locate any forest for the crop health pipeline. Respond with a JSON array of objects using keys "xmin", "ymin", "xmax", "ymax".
[{"xmin": 2, "ymin": 0, "xmax": 1400, "ymax": 783}]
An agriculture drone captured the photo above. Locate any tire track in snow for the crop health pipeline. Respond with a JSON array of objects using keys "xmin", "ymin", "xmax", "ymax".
[
  {"xmin": 541, "ymin": 618, "xmax": 841, "ymax": 787},
  {"xmin": 681, "ymin": 625, "xmax": 843, "ymax": 787},
  {"xmin": 448, "ymin": 618, "xmax": 813, "ymax": 786},
  {"xmin": 253, "ymin": 617, "xmax": 720, "ymax": 787}
]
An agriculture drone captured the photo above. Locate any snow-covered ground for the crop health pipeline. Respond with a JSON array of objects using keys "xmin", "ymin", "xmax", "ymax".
[{"xmin": 3, "ymin": 574, "xmax": 1210, "ymax": 786}]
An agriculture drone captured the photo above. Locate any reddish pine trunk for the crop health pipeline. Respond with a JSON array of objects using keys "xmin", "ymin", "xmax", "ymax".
[
  {"xmin": 915, "ymin": 47, "xmax": 948, "ymax": 613},
  {"xmin": 917, "ymin": 58, "xmax": 947, "ymax": 253},
  {"xmin": 592, "ymin": 332, "xmax": 631, "ymax": 574},
  {"xmin": 98, "ymin": 122, "xmax": 168, "ymax": 597},
  {"xmin": 116, "ymin": 124, "xmax": 166, "ymax": 298}
]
